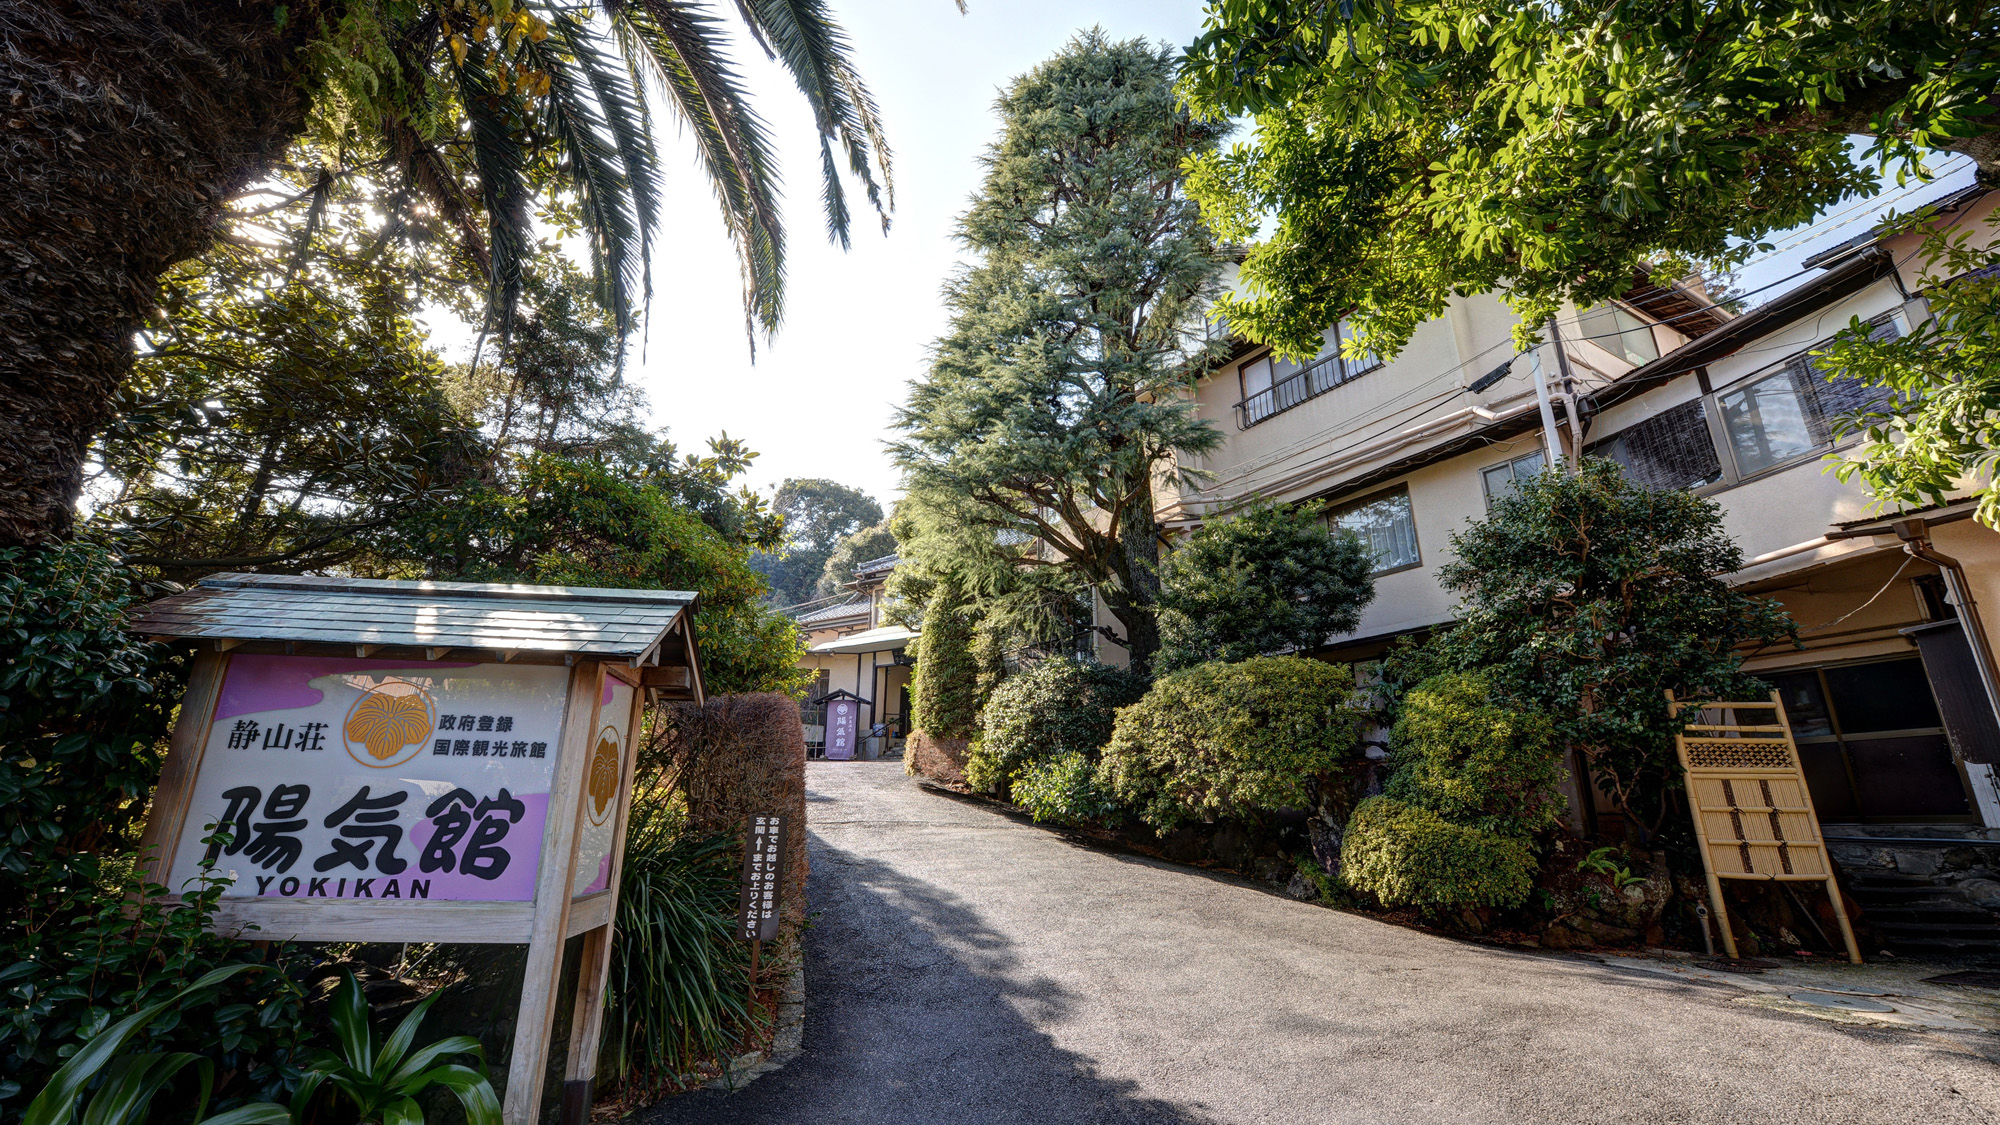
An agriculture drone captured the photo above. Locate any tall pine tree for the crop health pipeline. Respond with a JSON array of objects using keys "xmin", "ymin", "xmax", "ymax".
[{"xmin": 890, "ymin": 31, "xmax": 1227, "ymax": 673}]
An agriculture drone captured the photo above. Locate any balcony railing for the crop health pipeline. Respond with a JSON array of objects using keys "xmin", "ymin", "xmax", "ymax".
[{"xmin": 1234, "ymin": 351, "xmax": 1383, "ymax": 429}]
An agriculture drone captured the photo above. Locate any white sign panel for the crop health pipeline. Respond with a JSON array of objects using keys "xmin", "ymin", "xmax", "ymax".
[{"xmin": 168, "ymin": 655, "xmax": 570, "ymax": 902}]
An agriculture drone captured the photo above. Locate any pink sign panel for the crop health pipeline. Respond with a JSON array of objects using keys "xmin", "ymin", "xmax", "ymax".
[
  {"xmin": 825, "ymin": 698, "xmax": 860, "ymax": 761},
  {"xmin": 168, "ymin": 655, "xmax": 570, "ymax": 903}
]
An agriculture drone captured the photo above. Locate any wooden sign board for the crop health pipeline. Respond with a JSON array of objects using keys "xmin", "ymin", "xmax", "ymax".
[
  {"xmin": 1667, "ymin": 690, "xmax": 1862, "ymax": 964},
  {"xmin": 130, "ymin": 572, "xmax": 708, "ymax": 1125}
]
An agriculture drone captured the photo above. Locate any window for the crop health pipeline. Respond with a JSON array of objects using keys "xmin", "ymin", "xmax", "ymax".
[
  {"xmin": 1759, "ymin": 657, "xmax": 1971, "ymax": 821},
  {"xmin": 1576, "ymin": 302, "xmax": 1661, "ymax": 366},
  {"xmin": 1234, "ymin": 320, "xmax": 1388, "ymax": 427},
  {"xmin": 1331, "ymin": 488, "xmax": 1420, "ymax": 574},
  {"xmin": 1714, "ymin": 316, "xmax": 1902, "ymax": 480},
  {"xmin": 1479, "ymin": 449, "xmax": 1546, "ymax": 509},
  {"xmin": 1590, "ymin": 399, "xmax": 1723, "ymax": 490}
]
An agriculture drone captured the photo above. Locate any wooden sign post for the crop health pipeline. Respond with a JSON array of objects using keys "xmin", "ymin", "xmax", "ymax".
[
  {"xmin": 1667, "ymin": 689, "xmax": 1863, "ymax": 964},
  {"xmin": 130, "ymin": 574, "xmax": 705, "ymax": 1125}
]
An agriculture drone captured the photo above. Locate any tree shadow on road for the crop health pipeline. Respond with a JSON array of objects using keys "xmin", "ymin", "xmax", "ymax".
[{"xmin": 635, "ymin": 836, "xmax": 1219, "ymax": 1125}]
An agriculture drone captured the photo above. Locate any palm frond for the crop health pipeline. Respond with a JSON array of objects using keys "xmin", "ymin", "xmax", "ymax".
[
  {"xmin": 741, "ymin": 0, "xmax": 894, "ymax": 243},
  {"xmin": 524, "ymin": 15, "xmax": 660, "ymax": 337},
  {"xmin": 447, "ymin": 42, "xmax": 533, "ymax": 336},
  {"xmin": 612, "ymin": 0, "xmax": 788, "ymax": 345}
]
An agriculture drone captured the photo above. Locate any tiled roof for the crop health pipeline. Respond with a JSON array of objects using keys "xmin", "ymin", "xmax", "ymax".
[{"xmin": 130, "ymin": 573, "xmax": 694, "ymax": 660}]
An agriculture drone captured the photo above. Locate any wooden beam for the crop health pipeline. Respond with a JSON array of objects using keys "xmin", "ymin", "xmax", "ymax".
[
  {"xmin": 426, "ymin": 647, "xmax": 453, "ymax": 661},
  {"xmin": 136, "ymin": 650, "xmax": 229, "ymax": 892},
  {"xmin": 638, "ymin": 665, "xmax": 689, "ymax": 690}
]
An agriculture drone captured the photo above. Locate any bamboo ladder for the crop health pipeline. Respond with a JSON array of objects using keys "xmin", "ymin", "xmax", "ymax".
[{"xmin": 1665, "ymin": 689, "xmax": 1863, "ymax": 964}]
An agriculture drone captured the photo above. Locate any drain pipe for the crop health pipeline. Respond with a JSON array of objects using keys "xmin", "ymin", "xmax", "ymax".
[
  {"xmin": 1893, "ymin": 518, "xmax": 2000, "ymax": 739},
  {"xmin": 1529, "ymin": 346, "xmax": 1567, "ymax": 472}
]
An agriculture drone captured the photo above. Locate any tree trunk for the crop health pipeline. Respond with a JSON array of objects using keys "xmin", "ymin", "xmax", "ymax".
[
  {"xmin": 0, "ymin": 1, "xmax": 322, "ymax": 547},
  {"xmin": 1103, "ymin": 474, "xmax": 1165, "ymax": 675}
]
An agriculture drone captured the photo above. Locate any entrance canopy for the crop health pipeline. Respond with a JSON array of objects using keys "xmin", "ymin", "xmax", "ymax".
[{"xmin": 809, "ymin": 624, "xmax": 916, "ymax": 655}]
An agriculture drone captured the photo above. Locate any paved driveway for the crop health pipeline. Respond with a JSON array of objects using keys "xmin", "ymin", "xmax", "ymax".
[{"xmin": 641, "ymin": 761, "xmax": 2000, "ymax": 1124}]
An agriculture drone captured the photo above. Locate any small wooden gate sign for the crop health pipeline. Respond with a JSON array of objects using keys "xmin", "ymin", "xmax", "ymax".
[
  {"xmin": 1667, "ymin": 690, "xmax": 1863, "ymax": 964},
  {"xmin": 131, "ymin": 574, "xmax": 705, "ymax": 1125}
]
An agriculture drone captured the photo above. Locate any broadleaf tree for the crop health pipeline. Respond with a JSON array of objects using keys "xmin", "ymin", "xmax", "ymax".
[
  {"xmin": 891, "ymin": 31, "xmax": 1230, "ymax": 674},
  {"xmin": 750, "ymin": 479, "xmax": 883, "ymax": 606},
  {"xmin": 1176, "ymin": 0, "xmax": 2000, "ymax": 361}
]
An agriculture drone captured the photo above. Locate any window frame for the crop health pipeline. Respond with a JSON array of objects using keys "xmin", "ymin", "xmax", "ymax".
[
  {"xmin": 1232, "ymin": 320, "xmax": 1389, "ymax": 429},
  {"xmin": 1327, "ymin": 484, "xmax": 1423, "ymax": 577},
  {"xmin": 1478, "ymin": 448, "xmax": 1548, "ymax": 511},
  {"xmin": 1700, "ymin": 311, "xmax": 1905, "ymax": 487}
]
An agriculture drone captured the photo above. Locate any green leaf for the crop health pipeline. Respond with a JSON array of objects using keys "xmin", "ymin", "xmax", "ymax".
[{"xmin": 327, "ymin": 971, "xmax": 374, "ymax": 1075}]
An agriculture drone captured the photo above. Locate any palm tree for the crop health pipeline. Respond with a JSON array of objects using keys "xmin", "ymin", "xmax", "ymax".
[{"xmin": 0, "ymin": 0, "xmax": 922, "ymax": 547}]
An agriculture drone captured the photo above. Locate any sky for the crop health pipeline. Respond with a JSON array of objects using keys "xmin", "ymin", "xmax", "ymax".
[
  {"xmin": 439, "ymin": 2, "xmax": 1977, "ymax": 516},
  {"xmin": 610, "ymin": 1, "xmax": 1209, "ymax": 511}
]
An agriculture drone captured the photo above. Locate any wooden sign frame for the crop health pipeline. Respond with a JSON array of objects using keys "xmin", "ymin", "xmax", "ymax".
[
  {"xmin": 1667, "ymin": 689, "xmax": 1863, "ymax": 964},
  {"xmin": 139, "ymin": 650, "xmax": 648, "ymax": 1125}
]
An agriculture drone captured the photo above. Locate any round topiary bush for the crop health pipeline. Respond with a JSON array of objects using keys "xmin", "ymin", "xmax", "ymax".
[
  {"xmin": 1097, "ymin": 655, "xmax": 1364, "ymax": 830},
  {"xmin": 1340, "ymin": 797, "xmax": 1536, "ymax": 909},
  {"xmin": 1384, "ymin": 671, "xmax": 1565, "ymax": 838},
  {"xmin": 971, "ymin": 658, "xmax": 1149, "ymax": 794}
]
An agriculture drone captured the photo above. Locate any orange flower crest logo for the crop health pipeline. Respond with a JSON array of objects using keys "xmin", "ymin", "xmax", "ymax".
[
  {"xmin": 588, "ymin": 727, "xmax": 620, "ymax": 822},
  {"xmin": 345, "ymin": 682, "xmax": 433, "ymax": 763}
]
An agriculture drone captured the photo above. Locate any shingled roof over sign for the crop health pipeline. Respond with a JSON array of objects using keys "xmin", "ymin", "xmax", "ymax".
[{"xmin": 130, "ymin": 573, "xmax": 701, "ymax": 675}]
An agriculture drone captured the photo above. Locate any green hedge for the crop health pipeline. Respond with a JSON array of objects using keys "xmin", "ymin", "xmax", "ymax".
[
  {"xmin": 970, "ymin": 658, "xmax": 1148, "ymax": 795},
  {"xmin": 1010, "ymin": 750, "xmax": 1118, "ymax": 826},
  {"xmin": 1384, "ymin": 671, "xmax": 1565, "ymax": 838},
  {"xmin": 1098, "ymin": 656, "xmax": 1363, "ymax": 830},
  {"xmin": 910, "ymin": 578, "xmax": 981, "ymax": 740},
  {"xmin": 1340, "ymin": 797, "xmax": 1536, "ymax": 910}
]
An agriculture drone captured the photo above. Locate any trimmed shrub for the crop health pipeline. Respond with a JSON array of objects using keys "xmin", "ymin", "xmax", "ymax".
[
  {"xmin": 1098, "ymin": 656, "xmax": 1364, "ymax": 830},
  {"xmin": 1384, "ymin": 671, "xmax": 1566, "ymax": 838},
  {"xmin": 910, "ymin": 578, "xmax": 980, "ymax": 741},
  {"xmin": 1157, "ymin": 499, "xmax": 1375, "ymax": 672},
  {"xmin": 1340, "ymin": 798, "xmax": 1536, "ymax": 910},
  {"xmin": 1011, "ymin": 750, "xmax": 1118, "ymax": 826},
  {"xmin": 973, "ymin": 658, "xmax": 1149, "ymax": 794}
]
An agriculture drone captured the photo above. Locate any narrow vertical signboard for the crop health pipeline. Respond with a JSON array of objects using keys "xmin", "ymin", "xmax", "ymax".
[
  {"xmin": 736, "ymin": 814, "xmax": 789, "ymax": 941},
  {"xmin": 824, "ymin": 697, "xmax": 860, "ymax": 761}
]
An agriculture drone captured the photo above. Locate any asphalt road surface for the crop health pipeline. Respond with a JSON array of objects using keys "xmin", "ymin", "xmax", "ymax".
[{"xmin": 640, "ymin": 761, "xmax": 2000, "ymax": 1125}]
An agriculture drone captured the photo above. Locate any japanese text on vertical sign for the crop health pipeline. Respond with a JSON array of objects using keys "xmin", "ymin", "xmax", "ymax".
[{"xmin": 735, "ymin": 814, "xmax": 788, "ymax": 942}]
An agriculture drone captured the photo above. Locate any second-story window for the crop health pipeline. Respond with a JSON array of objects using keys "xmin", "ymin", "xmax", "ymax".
[
  {"xmin": 1714, "ymin": 315, "xmax": 1902, "ymax": 481},
  {"xmin": 1576, "ymin": 302, "xmax": 1661, "ymax": 366},
  {"xmin": 1591, "ymin": 399, "xmax": 1723, "ymax": 490},
  {"xmin": 1479, "ymin": 449, "xmax": 1547, "ymax": 510},
  {"xmin": 1331, "ymin": 487, "xmax": 1421, "ymax": 575}
]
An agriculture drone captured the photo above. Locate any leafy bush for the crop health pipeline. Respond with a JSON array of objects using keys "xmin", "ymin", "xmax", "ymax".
[
  {"xmin": 605, "ymin": 790, "xmax": 757, "ymax": 1095},
  {"xmin": 1417, "ymin": 457, "xmax": 1793, "ymax": 836},
  {"xmin": 2, "ymin": 544, "xmax": 308, "ymax": 1119},
  {"xmin": 1157, "ymin": 500, "xmax": 1375, "ymax": 672},
  {"xmin": 295, "ymin": 971, "xmax": 500, "ymax": 1125},
  {"xmin": 1382, "ymin": 672, "xmax": 1565, "ymax": 838},
  {"xmin": 910, "ymin": 578, "xmax": 981, "ymax": 740},
  {"xmin": 1340, "ymin": 798, "xmax": 1536, "ymax": 910},
  {"xmin": 1010, "ymin": 751, "xmax": 1119, "ymax": 827},
  {"xmin": 972, "ymin": 659, "xmax": 1148, "ymax": 794},
  {"xmin": 1098, "ymin": 656, "xmax": 1364, "ymax": 830},
  {"xmin": 1341, "ymin": 674, "xmax": 1563, "ymax": 912}
]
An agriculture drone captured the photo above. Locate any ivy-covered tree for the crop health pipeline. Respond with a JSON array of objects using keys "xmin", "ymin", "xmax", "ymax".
[
  {"xmin": 1177, "ymin": 0, "xmax": 2000, "ymax": 360},
  {"xmin": 1389, "ymin": 458, "xmax": 1795, "ymax": 839},
  {"xmin": 890, "ymin": 31, "xmax": 1229, "ymax": 674},
  {"xmin": 1157, "ymin": 500, "xmax": 1376, "ymax": 672},
  {"xmin": 909, "ymin": 577, "xmax": 982, "ymax": 742}
]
